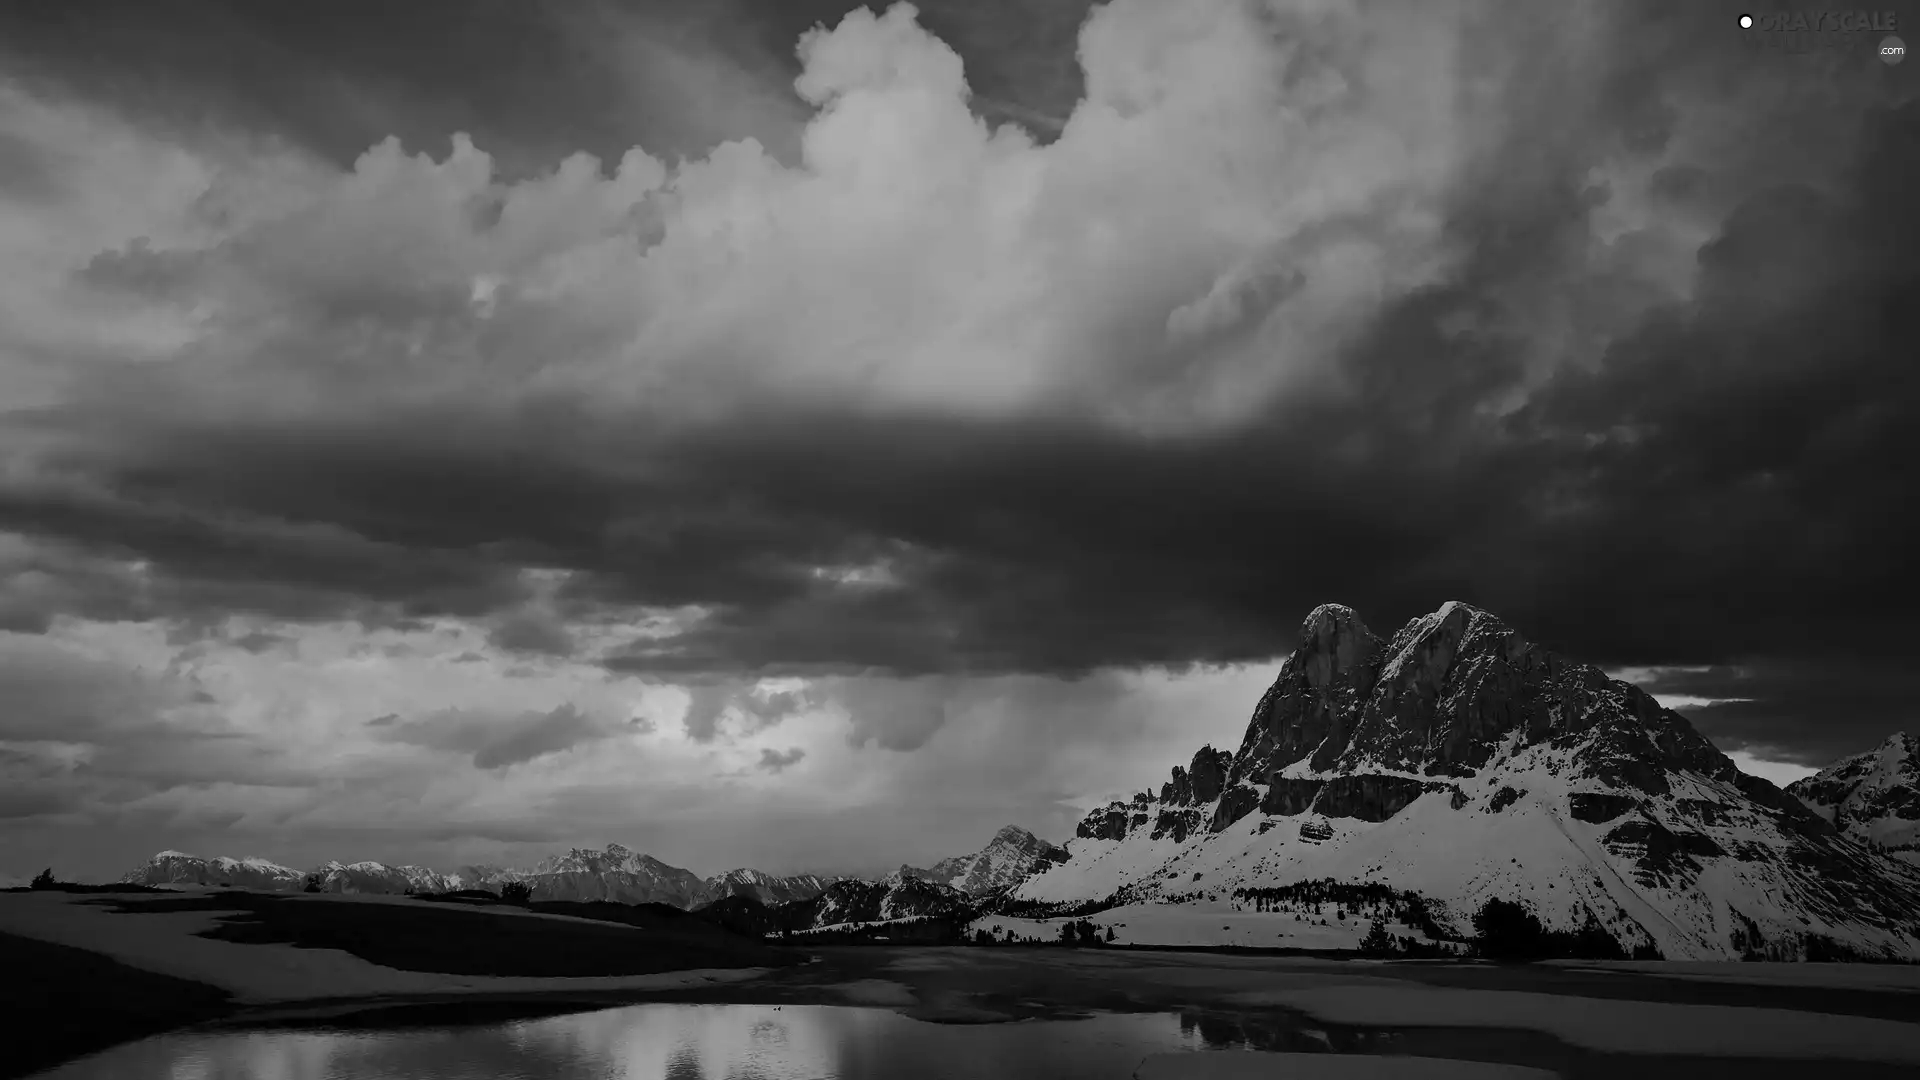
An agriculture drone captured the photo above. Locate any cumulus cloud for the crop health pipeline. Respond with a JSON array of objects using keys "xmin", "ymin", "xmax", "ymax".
[{"xmin": 4, "ymin": 1, "xmax": 1485, "ymax": 438}]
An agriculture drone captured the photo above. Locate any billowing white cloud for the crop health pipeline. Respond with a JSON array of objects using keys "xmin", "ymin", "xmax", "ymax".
[{"xmin": 3, "ymin": 0, "xmax": 1507, "ymax": 445}]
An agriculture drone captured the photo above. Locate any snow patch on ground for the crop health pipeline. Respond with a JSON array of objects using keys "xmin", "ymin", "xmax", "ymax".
[
  {"xmin": 973, "ymin": 901, "xmax": 1423, "ymax": 950},
  {"xmin": 1134, "ymin": 1054, "xmax": 1558, "ymax": 1080},
  {"xmin": 1547, "ymin": 959, "xmax": 1920, "ymax": 992},
  {"xmin": 828, "ymin": 979, "xmax": 918, "ymax": 1006},
  {"xmin": 1250, "ymin": 984, "xmax": 1920, "ymax": 1062},
  {"xmin": 0, "ymin": 891, "xmax": 765, "ymax": 1004}
]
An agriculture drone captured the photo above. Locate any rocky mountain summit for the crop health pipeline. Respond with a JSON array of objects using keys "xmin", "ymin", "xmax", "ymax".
[
  {"xmin": 900, "ymin": 825, "xmax": 1069, "ymax": 895},
  {"xmin": 1020, "ymin": 601, "xmax": 1920, "ymax": 961},
  {"xmin": 1788, "ymin": 732, "xmax": 1920, "ymax": 865}
]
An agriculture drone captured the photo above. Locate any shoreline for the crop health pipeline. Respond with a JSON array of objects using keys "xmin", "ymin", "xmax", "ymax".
[
  {"xmin": 14, "ymin": 889, "xmax": 1920, "ymax": 1078},
  {"xmin": 22, "ymin": 937, "xmax": 1920, "ymax": 1068}
]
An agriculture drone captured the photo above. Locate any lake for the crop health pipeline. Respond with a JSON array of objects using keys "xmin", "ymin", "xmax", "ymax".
[{"xmin": 32, "ymin": 1003, "xmax": 1288, "ymax": 1080}]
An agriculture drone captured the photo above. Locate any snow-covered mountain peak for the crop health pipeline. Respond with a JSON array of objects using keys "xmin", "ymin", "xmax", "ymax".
[
  {"xmin": 1787, "ymin": 731, "xmax": 1919, "ymax": 864},
  {"xmin": 124, "ymin": 849, "xmax": 307, "ymax": 890},
  {"xmin": 1026, "ymin": 602, "xmax": 1920, "ymax": 961}
]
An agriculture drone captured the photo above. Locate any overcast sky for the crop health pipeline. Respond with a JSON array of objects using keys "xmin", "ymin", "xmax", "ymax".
[{"xmin": 2, "ymin": 0, "xmax": 1915, "ymax": 882}]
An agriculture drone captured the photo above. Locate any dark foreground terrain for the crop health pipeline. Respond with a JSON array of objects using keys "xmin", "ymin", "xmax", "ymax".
[
  {"xmin": 1, "ymin": 932, "xmax": 234, "ymax": 1080},
  {"xmin": 0, "ymin": 887, "xmax": 792, "ymax": 1078},
  {"xmin": 75, "ymin": 889, "xmax": 788, "ymax": 977},
  {"xmin": 7, "ymin": 889, "xmax": 1920, "ymax": 1080}
]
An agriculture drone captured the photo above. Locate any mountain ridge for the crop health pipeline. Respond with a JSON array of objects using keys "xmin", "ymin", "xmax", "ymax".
[{"xmin": 117, "ymin": 823, "xmax": 1057, "ymax": 909}]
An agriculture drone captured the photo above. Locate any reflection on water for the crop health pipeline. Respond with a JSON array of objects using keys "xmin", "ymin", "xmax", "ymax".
[{"xmin": 35, "ymin": 1004, "xmax": 1282, "ymax": 1080}]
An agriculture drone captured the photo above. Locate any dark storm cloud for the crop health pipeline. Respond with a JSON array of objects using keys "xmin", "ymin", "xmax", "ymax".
[
  {"xmin": 0, "ymin": 636, "xmax": 323, "ymax": 822},
  {"xmin": 374, "ymin": 703, "xmax": 617, "ymax": 770},
  {"xmin": 1635, "ymin": 665, "xmax": 1915, "ymax": 768},
  {"xmin": 0, "ymin": 0, "xmax": 1087, "ymax": 173},
  {"xmin": 487, "ymin": 610, "xmax": 578, "ymax": 659},
  {"xmin": 1, "ymin": 0, "xmax": 1915, "ymax": 769},
  {"xmin": 0, "ymin": 458, "xmax": 533, "ymax": 625}
]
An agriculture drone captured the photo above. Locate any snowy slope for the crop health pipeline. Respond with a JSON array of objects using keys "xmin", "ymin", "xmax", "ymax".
[
  {"xmin": 1018, "ymin": 602, "xmax": 1920, "ymax": 960},
  {"xmin": 900, "ymin": 825, "xmax": 1070, "ymax": 895},
  {"xmin": 1787, "ymin": 733, "xmax": 1920, "ymax": 866}
]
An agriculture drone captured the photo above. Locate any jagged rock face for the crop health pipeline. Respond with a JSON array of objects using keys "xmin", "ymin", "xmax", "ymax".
[
  {"xmin": 1233, "ymin": 604, "xmax": 1383, "ymax": 782},
  {"xmin": 703, "ymin": 869, "xmax": 835, "ymax": 907},
  {"xmin": 1025, "ymin": 602, "xmax": 1920, "ymax": 961},
  {"xmin": 1227, "ymin": 603, "xmax": 1737, "ymax": 801},
  {"xmin": 1788, "ymin": 733, "xmax": 1920, "ymax": 864},
  {"xmin": 1568, "ymin": 792, "xmax": 1638, "ymax": 823},
  {"xmin": 900, "ymin": 825, "xmax": 1069, "ymax": 895}
]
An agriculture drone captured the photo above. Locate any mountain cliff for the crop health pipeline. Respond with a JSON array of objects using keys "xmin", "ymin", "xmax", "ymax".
[
  {"xmin": 1017, "ymin": 602, "xmax": 1920, "ymax": 961},
  {"xmin": 900, "ymin": 825, "xmax": 1070, "ymax": 895},
  {"xmin": 1787, "ymin": 733, "xmax": 1920, "ymax": 865}
]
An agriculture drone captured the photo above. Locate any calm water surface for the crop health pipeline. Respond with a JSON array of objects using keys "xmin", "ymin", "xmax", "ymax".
[{"xmin": 36, "ymin": 1004, "xmax": 1267, "ymax": 1080}]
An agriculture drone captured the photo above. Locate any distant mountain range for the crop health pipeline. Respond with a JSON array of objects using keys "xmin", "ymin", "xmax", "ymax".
[
  {"xmin": 118, "ymin": 828, "xmax": 1052, "ymax": 910},
  {"xmin": 1012, "ymin": 602, "xmax": 1920, "ymax": 961},
  {"xmin": 112, "ymin": 605, "xmax": 1920, "ymax": 959},
  {"xmin": 122, "ymin": 846, "xmax": 844, "ymax": 908}
]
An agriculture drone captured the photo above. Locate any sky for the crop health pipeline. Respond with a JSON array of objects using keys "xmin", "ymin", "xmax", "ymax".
[{"xmin": 0, "ymin": 0, "xmax": 1915, "ymax": 882}]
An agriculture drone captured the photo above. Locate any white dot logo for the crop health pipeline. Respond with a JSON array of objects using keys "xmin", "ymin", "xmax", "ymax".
[
  {"xmin": 1884, "ymin": 35, "xmax": 1907, "ymax": 65},
  {"xmin": 1739, "ymin": 14, "xmax": 1754, "ymax": 29}
]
